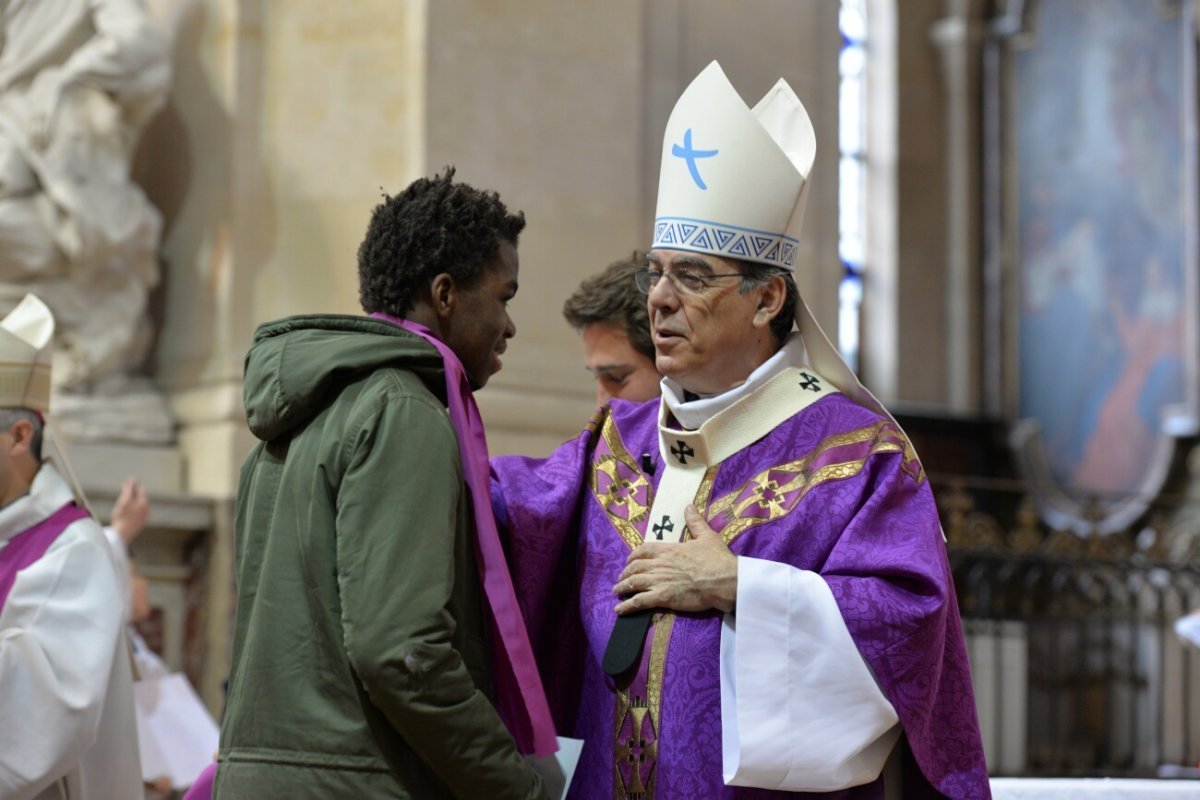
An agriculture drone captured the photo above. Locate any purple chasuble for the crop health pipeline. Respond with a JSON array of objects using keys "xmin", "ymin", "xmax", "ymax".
[
  {"xmin": 492, "ymin": 393, "xmax": 990, "ymax": 800},
  {"xmin": 0, "ymin": 501, "xmax": 89, "ymax": 611}
]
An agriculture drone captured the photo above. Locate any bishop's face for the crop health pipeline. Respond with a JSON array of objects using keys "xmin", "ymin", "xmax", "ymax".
[{"xmin": 646, "ymin": 249, "xmax": 774, "ymax": 396}]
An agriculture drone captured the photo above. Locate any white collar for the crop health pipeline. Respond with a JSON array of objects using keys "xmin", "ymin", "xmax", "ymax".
[
  {"xmin": 660, "ymin": 332, "xmax": 808, "ymax": 430},
  {"xmin": 0, "ymin": 463, "xmax": 76, "ymax": 544}
]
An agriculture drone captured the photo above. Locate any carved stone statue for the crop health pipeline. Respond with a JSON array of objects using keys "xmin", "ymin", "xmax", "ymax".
[{"xmin": 0, "ymin": 0, "xmax": 172, "ymax": 442}]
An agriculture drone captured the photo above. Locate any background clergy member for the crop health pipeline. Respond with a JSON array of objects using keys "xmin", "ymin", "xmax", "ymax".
[
  {"xmin": 0, "ymin": 294, "xmax": 142, "ymax": 800},
  {"xmin": 562, "ymin": 251, "xmax": 662, "ymax": 405}
]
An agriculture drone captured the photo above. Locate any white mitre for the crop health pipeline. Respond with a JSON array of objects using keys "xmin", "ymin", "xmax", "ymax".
[
  {"xmin": 652, "ymin": 60, "xmax": 890, "ymax": 421},
  {"xmin": 0, "ymin": 294, "xmax": 54, "ymax": 412},
  {"xmin": 653, "ymin": 61, "xmax": 815, "ymax": 269}
]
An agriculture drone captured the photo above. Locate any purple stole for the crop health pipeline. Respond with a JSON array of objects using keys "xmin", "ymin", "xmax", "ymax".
[
  {"xmin": 368, "ymin": 314, "xmax": 556, "ymax": 756},
  {"xmin": 0, "ymin": 502, "xmax": 90, "ymax": 612},
  {"xmin": 183, "ymin": 762, "xmax": 216, "ymax": 799}
]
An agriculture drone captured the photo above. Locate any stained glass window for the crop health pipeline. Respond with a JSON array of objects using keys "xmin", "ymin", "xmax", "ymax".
[{"xmin": 839, "ymin": 0, "xmax": 867, "ymax": 371}]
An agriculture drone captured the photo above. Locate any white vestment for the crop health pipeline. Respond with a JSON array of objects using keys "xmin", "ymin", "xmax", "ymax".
[{"xmin": 0, "ymin": 463, "xmax": 142, "ymax": 800}]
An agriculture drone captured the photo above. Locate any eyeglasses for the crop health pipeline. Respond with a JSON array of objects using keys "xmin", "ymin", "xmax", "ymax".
[{"xmin": 633, "ymin": 265, "xmax": 747, "ymax": 295}]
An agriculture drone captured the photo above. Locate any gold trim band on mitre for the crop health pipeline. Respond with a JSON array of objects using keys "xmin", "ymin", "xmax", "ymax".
[{"xmin": 0, "ymin": 361, "xmax": 51, "ymax": 411}]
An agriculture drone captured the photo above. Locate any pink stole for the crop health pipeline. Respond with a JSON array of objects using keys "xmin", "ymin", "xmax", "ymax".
[
  {"xmin": 182, "ymin": 762, "xmax": 216, "ymax": 799},
  {"xmin": 370, "ymin": 313, "xmax": 556, "ymax": 756},
  {"xmin": 0, "ymin": 502, "xmax": 90, "ymax": 612}
]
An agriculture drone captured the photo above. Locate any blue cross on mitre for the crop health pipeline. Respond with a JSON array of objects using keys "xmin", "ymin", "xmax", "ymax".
[{"xmin": 672, "ymin": 128, "xmax": 718, "ymax": 191}]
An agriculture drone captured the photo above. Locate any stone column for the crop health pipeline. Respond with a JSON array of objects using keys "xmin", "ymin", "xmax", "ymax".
[{"xmin": 930, "ymin": 0, "xmax": 985, "ymax": 413}]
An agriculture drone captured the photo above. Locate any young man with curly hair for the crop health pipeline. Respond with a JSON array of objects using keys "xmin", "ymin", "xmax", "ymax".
[
  {"xmin": 215, "ymin": 169, "xmax": 555, "ymax": 799},
  {"xmin": 562, "ymin": 252, "xmax": 662, "ymax": 405}
]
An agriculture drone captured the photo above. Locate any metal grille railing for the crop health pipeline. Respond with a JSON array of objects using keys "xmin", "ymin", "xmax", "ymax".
[{"xmin": 938, "ymin": 477, "xmax": 1200, "ymax": 776}]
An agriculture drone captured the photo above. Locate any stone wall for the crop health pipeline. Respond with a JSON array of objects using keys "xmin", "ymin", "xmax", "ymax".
[{"xmin": 133, "ymin": 0, "xmax": 964, "ymax": 711}]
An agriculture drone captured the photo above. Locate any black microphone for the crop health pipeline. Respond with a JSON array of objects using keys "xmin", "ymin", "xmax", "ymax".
[{"xmin": 641, "ymin": 453, "xmax": 654, "ymax": 474}]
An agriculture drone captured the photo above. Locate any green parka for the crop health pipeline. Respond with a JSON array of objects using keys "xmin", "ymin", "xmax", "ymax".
[{"xmin": 215, "ymin": 315, "xmax": 546, "ymax": 799}]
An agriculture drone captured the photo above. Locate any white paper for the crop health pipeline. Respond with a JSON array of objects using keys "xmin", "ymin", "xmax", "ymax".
[
  {"xmin": 133, "ymin": 672, "xmax": 220, "ymax": 790},
  {"xmin": 554, "ymin": 736, "xmax": 584, "ymax": 800}
]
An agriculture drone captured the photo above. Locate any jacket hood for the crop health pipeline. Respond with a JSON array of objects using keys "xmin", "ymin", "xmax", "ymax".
[{"xmin": 243, "ymin": 315, "xmax": 444, "ymax": 441}]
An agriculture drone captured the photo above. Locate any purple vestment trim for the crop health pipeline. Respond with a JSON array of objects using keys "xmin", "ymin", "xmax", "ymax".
[
  {"xmin": 369, "ymin": 313, "xmax": 556, "ymax": 756},
  {"xmin": 0, "ymin": 501, "xmax": 89, "ymax": 612},
  {"xmin": 182, "ymin": 762, "xmax": 215, "ymax": 799}
]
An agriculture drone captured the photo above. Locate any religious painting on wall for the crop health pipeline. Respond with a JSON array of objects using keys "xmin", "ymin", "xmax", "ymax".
[{"xmin": 991, "ymin": 0, "xmax": 1199, "ymax": 532}]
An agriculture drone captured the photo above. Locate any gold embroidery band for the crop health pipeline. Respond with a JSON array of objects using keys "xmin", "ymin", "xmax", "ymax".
[
  {"xmin": 591, "ymin": 411, "xmax": 655, "ymax": 551},
  {"xmin": 0, "ymin": 362, "xmax": 50, "ymax": 410},
  {"xmin": 706, "ymin": 420, "xmax": 921, "ymax": 545},
  {"xmin": 612, "ymin": 612, "xmax": 675, "ymax": 800}
]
